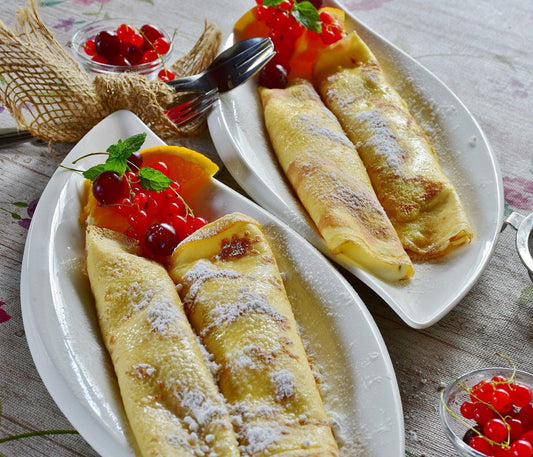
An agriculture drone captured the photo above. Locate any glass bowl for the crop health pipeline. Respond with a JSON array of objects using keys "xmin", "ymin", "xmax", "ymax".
[
  {"xmin": 439, "ymin": 367, "xmax": 533, "ymax": 456},
  {"xmin": 71, "ymin": 18, "xmax": 173, "ymax": 80}
]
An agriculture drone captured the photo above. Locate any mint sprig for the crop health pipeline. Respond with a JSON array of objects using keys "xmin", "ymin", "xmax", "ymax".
[
  {"xmin": 291, "ymin": 1, "xmax": 322, "ymax": 33},
  {"xmin": 81, "ymin": 132, "xmax": 147, "ymax": 180},
  {"xmin": 138, "ymin": 167, "xmax": 173, "ymax": 191}
]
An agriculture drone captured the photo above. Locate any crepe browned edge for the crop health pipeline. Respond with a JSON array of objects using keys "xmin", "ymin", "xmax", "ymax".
[
  {"xmin": 85, "ymin": 225, "xmax": 240, "ymax": 457},
  {"xmin": 168, "ymin": 212, "xmax": 341, "ymax": 457},
  {"xmin": 313, "ymin": 31, "xmax": 473, "ymax": 260}
]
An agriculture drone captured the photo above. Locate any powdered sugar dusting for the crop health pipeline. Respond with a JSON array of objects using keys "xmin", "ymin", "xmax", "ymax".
[
  {"xmin": 127, "ymin": 281, "xmax": 155, "ymax": 313},
  {"xmin": 271, "ymin": 369, "xmax": 296, "ymax": 402},
  {"xmin": 181, "ymin": 259, "xmax": 241, "ymax": 306},
  {"xmin": 294, "ymin": 112, "xmax": 354, "ymax": 149},
  {"xmin": 173, "ymin": 387, "xmax": 228, "ymax": 427},
  {"xmin": 128, "ymin": 363, "xmax": 156, "ymax": 380},
  {"xmin": 146, "ymin": 297, "xmax": 179, "ymax": 334},
  {"xmin": 200, "ymin": 290, "xmax": 288, "ymax": 337},
  {"xmin": 355, "ymin": 110, "xmax": 407, "ymax": 168}
]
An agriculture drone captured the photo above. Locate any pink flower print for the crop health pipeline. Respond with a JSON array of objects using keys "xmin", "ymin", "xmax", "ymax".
[
  {"xmin": 343, "ymin": 0, "xmax": 394, "ymax": 11},
  {"xmin": 0, "ymin": 301, "xmax": 11, "ymax": 323},
  {"xmin": 503, "ymin": 176, "xmax": 533, "ymax": 211}
]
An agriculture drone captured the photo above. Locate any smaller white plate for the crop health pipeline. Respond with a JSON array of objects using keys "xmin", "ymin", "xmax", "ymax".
[
  {"xmin": 21, "ymin": 110, "xmax": 403, "ymax": 457},
  {"xmin": 208, "ymin": 0, "xmax": 504, "ymax": 328}
]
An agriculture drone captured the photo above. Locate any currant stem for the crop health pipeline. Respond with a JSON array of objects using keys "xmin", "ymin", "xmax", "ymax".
[
  {"xmin": 71, "ymin": 151, "xmax": 109, "ymax": 165},
  {"xmin": 0, "ymin": 429, "xmax": 79, "ymax": 443}
]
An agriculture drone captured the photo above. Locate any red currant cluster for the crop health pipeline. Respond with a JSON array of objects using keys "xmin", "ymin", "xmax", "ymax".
[
  {"xmin": 458, "ymin": 375, "xmax": 533, "ymax": 456},
  {"xmin": 83, "ymin": 23, "xmax": 175, "ymax": 82},
  {"xmin": 92, "ymin": 164, "xmax": 207, "ymax": 261},
  {"xmin": 254, "ymin": 0, "xmax": 344, "ymax": 88}
]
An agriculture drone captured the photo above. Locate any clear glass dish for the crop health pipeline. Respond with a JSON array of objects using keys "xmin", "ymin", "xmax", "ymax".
[
  {"xmin": 440, "ymin": 367, "xmax": 533, "ymax": 456},
  {"xmin": 71, "ymin": 18, "xmax": 173, "ymax": 80}
]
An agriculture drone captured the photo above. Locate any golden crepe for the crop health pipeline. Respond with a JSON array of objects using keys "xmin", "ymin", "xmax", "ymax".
[
  {"xmin": 259, "ymin": 79, "xmax": 413, "ymax": 282},
  {"xmin": 313, "ymin": 31, "xmax": 473, "ymax": 259},
  {"xmin": 85, "ymin": 225, "xmax": 240, "ymax": 457},
  {"xmin": 168, "ymin": 212, "xmax": 340, "ymax": 457}
]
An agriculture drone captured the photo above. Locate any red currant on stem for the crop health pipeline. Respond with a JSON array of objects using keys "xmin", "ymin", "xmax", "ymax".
[
  {"xmin": 158, "ymin": 68, "xmax": 175, "ymax": 82},
  {"xmin": 484, "ymin": 418, "xmax": 509, "ymax": 443},
  {"xmin": 153, "ymin": 37, "xmax": 171, "ymax": 55}
]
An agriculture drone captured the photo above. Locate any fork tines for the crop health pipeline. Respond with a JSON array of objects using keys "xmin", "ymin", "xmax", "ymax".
[{"xmin": 165, "ymin": 89, "xmax": 219, "ymax": 126}]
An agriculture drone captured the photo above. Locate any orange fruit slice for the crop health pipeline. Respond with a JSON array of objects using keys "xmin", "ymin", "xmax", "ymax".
[{"xmin": 80, "ymin": 145, "xmax": 219, "ymax": 233}]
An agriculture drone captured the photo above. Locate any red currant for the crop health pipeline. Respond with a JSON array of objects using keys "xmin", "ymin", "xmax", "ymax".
[
  {"xmin": 473, "ymin": 402, "xmax": 496, "ymax": 425},
  {"xmin": 158, "ymin": 68, "xmax": 175, "ymax": 82},
  {"xmin": 116, "ymin": 23, "xmax": 134, "ymax": 43},
  {"xmin": 83, "ymin": 39, "xmax": 96, "ymax": 56},
  {"xmin": 469, "ymin": 435, "xmax": 492, "ymax": 454},
  {"xmin": 92, "ymin": 171, "xmax": 128, "ymax": 205},
  {"xmin": 522, "ymin": 430, "xmax": 533, "ymax": 446},
  {"xmin": 492, "ymin": 388, "xmax": 513, "ymax": 414},
  {"xmin": 511, "ymin": 384, "xmax": 533, "ymax": 408},
  {"xmin": 460, "ymin": 401, "xmax": 476, "ymax": 420},
  {"xmin": 510, "ymin": 439, "xmax": 533, "ymax": 457},
  {"xmin": 509, "ymin": 418, "xmax": 525, "ymax": 441},
  {"xmin": 484, "ymin": 418, "xmax": 509, "ymax": 443},
  {"xmin": 142, "ymin": 49, "xmax": 158, "ymax": 63},
  {"xmin": 128, "ymin": 209, "xmax": 149, "ymax": 231},
  {"xmin": 153, "ymin": 37, "xmax": 171, "ymax": 55}
]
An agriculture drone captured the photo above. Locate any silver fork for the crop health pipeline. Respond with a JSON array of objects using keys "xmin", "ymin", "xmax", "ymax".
[
  {"xmin": 165, "ymin": 88, "xmax": 219, "ymax": 126},
  {"xmin": 166, "ymin": 37, "xmax": 275, "ymax": 93}
]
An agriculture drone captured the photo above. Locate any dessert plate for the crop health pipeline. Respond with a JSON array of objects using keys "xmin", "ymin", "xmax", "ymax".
[
  {"xmin": 20, "ymin": 110, "xmax": 403, "ymax": 457},
  {"xmin": 208, "ymin": 0, "xmax": 504, "ymax": 328}
]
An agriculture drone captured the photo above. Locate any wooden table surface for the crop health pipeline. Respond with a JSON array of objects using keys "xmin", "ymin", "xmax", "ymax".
[{"xmin": 1, "ymin": 1, "xmax": 532, "ymax": 456}]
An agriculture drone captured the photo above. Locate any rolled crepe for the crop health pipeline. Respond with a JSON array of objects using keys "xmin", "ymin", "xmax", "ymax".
[
  {"xmin": 168, "ymin": 212, "xmax": 340, "ymax": 457},
  {"xmin": 314, "ymin": 31, "xmax": 473, "ymax": 259},
  {"xmin": 85, "ymin": 226, "xmax": 240, "ymax": 457},
  {"xmin": 259, "ymin": 79, "xmax": 413, "ymax": 281}
]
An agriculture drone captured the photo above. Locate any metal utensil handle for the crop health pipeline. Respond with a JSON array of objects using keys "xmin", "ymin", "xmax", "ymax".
[{"xmin": 0, "ymin": 128, "xmax": 36, "ymax": 148}]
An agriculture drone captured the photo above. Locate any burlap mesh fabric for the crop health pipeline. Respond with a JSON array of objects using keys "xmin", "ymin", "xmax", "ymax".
[{"xmin": 0, "ymin": 0, "xmax": 221, "ymax": 143}]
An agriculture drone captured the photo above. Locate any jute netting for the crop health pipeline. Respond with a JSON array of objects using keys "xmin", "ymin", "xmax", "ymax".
[{"xmin": 0, "ymin": 1, "xmax": 221, "ymax": 143}]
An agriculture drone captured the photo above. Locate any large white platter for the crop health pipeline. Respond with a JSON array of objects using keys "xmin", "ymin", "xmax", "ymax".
[
  {"xmin": 208, "ymin": 1, "xmax": 504, "ymax": 328},
  {"xmin": 20, "ymin": 110, "xmax": 404, "ymax": 457}
]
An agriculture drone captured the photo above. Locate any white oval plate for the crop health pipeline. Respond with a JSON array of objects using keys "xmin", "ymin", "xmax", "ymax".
[
  {"xmin": 20, "ymin": 110, "xmax": 403, "ymax": 457},
  {"xmin": 208, "ymin": 1, "xmax": 504, "ymax": 328}
]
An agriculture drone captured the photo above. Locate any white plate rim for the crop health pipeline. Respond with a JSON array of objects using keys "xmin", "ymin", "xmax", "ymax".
[
  {"xmin": 20, "ymin": 110, "xmax": 404, "ymax": 457},
  {"xmin": 207, "ymin": 0, "xmax": 504, "ymax": 328}
]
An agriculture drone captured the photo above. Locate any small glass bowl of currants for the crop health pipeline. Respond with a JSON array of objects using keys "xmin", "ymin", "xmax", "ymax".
[
  {"xmin": 440, "ymin": 367, "xmax": 533, "ymax": 457},
  {"xmin": 71, "ymin": 19, "xmax": 174, "ymax": 81}
]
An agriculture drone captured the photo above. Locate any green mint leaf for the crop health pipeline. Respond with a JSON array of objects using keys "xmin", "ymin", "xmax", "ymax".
[
  {"xmin": 83, "ymin": 164, "xmax": 107, "ymax": 180},
  {"xmin": 105, "ymin": 154, "xmax": 129, "ymax": 176},
  {"xmin": 13, "ymin": 202, "xmax": 29, "ymax": 208},
  {"xmin": 121, "ymin": 133, "xmax": 147, "ymax": 156},
  {"xmin": 263, "ymin": 0, "xmax": 284, "ymax": 6},
  {"xmin": 138, "ymin": 167, "xmax": 172, "ymax": 192},
  {"xmin": 292, "ymin": 1, "xmax": 322, "ymax": 33},
  {"xmin": 105, "ymin": 133, "xmax": 147, "ymax": 175}
]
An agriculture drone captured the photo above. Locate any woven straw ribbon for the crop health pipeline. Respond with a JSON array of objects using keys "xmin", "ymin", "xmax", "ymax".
[{"xmin": 0, "ymin": 0, "xmax": 221, "ymax": 143}]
